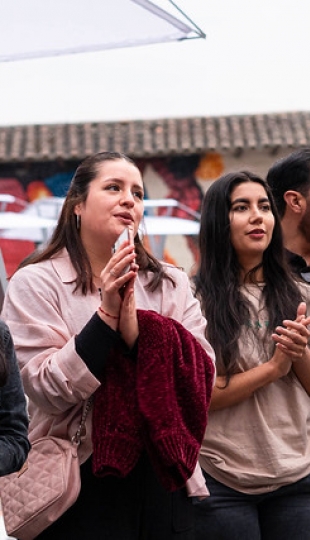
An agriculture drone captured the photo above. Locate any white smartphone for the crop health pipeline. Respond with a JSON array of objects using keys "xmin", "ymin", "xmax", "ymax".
[
  {"xmin": 112, "ymin": 227, "xmax": 134, "ymax": 274},
  {"xmin": 113, "ymin": 227, "xmax": 131, "ymax": 253}
]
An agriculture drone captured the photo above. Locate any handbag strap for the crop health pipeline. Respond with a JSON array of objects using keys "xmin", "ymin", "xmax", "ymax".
[{"xmin": 71, "ymin": 396, "xmax": 93, "ymax": 447}]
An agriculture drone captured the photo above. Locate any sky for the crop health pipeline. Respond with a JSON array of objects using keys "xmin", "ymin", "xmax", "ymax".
[{"xmin": 0, "ymin": 0, "xmax": 310, "ymax": 126}]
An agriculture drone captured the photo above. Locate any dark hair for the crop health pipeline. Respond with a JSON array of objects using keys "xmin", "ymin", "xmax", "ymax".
[
  {"xmin": 19, "ymin": 152, "xmax": 174, "ymax": 293},
  {"xmin": 266, "ymin": 148, "xmax": 310, "ymax": 218},
  {"xmin": 195, "ymin": 171, "xmax": 302, "ymax": 380}
]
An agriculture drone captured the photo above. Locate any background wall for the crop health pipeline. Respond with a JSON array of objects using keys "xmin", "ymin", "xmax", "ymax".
[{"xmin": 0, "ymin": 147, "xmax": 298, "ymax": 275}]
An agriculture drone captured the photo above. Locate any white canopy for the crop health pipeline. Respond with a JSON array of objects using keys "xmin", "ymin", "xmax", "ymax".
[{"xmin": 0, "ymin": 0, "xmax": 205, "ymax": 62}]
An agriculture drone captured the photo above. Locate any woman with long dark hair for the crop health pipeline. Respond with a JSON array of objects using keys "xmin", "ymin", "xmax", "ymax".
[
  {"xmin": 2, "ymin": 151, "xmax": 215, "ymax": 539},
  {"xmin": 195, "ymin": 171, "xmax": 310, "ymax": 540}
]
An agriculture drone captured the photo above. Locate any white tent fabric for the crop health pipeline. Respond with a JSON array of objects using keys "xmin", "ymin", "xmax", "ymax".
[{"xmin": 0, "ymin": 0, "xmax": 205, "ymax": 62}]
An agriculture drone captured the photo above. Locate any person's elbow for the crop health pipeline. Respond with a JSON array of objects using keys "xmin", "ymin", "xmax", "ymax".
[{"xmin": 0, "ymin": 436, "xmax": 31, "ymax": 476}]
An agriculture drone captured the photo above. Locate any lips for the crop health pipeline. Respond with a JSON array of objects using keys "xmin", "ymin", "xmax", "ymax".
[
  {"xmin": 247, "ymin": 229, "xmax": 265, "ymax": 235},
  {"xmin": 115, "ymin": 212, "xmax": 133, "ymax": 222}
]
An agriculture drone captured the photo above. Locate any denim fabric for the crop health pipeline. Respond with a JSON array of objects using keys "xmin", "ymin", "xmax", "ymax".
[{"xmin": 194, "ymin": 471, "xmax": 310, "ymax": 540}]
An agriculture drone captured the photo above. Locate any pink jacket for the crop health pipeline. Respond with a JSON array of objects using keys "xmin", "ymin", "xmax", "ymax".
[{"xmin": 2, "ymin": 249, "xmax": 215, "ymax": 485}]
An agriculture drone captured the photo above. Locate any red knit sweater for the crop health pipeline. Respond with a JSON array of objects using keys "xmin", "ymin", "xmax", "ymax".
[{"xmin": 92, "ymin": 309, "xmax": 214, "ymax": 491}]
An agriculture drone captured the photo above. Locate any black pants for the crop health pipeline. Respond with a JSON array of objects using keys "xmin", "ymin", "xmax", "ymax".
[{"xmin": 35, "ymin": 452, "xmax": 194, "ymax": 540}]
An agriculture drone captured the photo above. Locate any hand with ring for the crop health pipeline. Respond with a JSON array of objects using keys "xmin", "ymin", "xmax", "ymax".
[{"xmin": 98, "ymin": 241, "xmax": 138, "ymax": 326}]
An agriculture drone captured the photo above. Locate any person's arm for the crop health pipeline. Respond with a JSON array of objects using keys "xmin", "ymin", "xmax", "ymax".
[
  {"xmin": 212, "ymin": 302, "xmax": 310, "ymax": 410},
  {"xmin": 75, "ymin": 313, "xmax": 123, "ymax": 379},
  {"xmin": 118, "ymin": 275, "xmax": 139, "ymax": 349},
  {"xmin": 1, "ymin": 266, "xmax": 110, "ymax": 414},
  {"xmin": 210, "ymin": 347, "xmax": 292, "ymax": 410},
  {"xmin": 0, "ymin": 324, "xmax": 30, "ymax": 476}
]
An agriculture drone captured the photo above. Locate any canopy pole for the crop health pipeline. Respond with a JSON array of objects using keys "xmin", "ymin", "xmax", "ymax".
[{"xmin": 167, "ymin": 0, "xmax": 206, "ymax": 39}]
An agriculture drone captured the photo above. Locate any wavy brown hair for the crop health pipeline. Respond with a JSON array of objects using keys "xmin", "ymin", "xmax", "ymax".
[{"xmin": 19, "ymin": 152, "xmax": 175, "ymax": 293}]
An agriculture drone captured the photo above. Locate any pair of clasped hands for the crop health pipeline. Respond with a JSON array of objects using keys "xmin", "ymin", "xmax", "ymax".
[
  {"xmin": 98, "ymin": 227, "xmax": 139, "ymax": 349},
  {"xmin": 271, "ymin": 302, "xmax": 310, "ymax": 378}
]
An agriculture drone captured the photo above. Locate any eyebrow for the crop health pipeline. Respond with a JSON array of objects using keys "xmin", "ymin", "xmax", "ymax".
[
  {"xmin": 102, "ymin": 177, "xmax": 144, "ymax": 192},
  {"xmin": 231, "ymin": 197, "xmax": 270, "ymax": 204}
]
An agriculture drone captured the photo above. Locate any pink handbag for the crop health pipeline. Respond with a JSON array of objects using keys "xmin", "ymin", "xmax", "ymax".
[{"xmin": 0, "ymin": 399, "xmax": 92, "ymax": 540}]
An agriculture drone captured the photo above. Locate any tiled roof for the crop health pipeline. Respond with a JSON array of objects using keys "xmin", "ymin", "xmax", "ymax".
[{"xmin": 0, "ymin": 111, "xmax": 310, "ymax": 162}]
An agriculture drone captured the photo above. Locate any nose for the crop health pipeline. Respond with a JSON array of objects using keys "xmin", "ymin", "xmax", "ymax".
[
  {"xmin": 249, "ymin": 207, "xmax": 263, "ymax": 223},
  {"xmin": 120, "ymin": 190, "xmax": 135, "ymax": 207}
]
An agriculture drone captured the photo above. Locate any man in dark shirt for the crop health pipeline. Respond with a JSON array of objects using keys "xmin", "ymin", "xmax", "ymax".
[{"xmin": 266, "ymin": 148, "xmax": 310, "ymax": 283}]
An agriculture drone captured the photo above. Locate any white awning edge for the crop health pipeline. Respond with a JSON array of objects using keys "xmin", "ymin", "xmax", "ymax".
[{"xmin": 0, "ymin": 0, "xmax": 206, "ymax": 62}]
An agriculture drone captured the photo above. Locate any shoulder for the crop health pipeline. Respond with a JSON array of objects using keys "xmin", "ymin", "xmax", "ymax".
[
  {"xmin": 161, "ymin": 263, "xmax": 190, "ymax": 284},
  {"xmin": 7, "ymin": 262, "xmax": 55, "ymax": 300},
  {"xmin": 138, "ymin": 263, "xmax": 190, "ymax": 291},
  {"xmin": 8, "ymin": 250, "xmax": 75, "ymax": 290},
  {"xmin": 296, "ymin": 281, "xmax": 310, "ymax": 304},
  {"xmin": 10, "ymin": 258, "xmax": 53, "ymax": 280},
  {"xmin": 3, "ymin": 256, "xmax": 72, "ymax": 320},
  {"xmin": 160, "ymin": 264, "xmax": 193, "ymax": 295}
]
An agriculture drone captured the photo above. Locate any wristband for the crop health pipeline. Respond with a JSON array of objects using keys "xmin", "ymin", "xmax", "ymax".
[{"xmin": 98, "ymin": 306, "xmax": 119, "ymax": 320}]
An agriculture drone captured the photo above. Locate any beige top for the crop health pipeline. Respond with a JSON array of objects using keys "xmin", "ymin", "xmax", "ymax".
[{"xmin": 199, "ymin": 282, "xmax": 310, "ymax": 494}]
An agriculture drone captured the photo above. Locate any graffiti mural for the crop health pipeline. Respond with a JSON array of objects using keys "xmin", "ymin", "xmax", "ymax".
[{"xmin": 0, "ymin": 152, "xmax": 224, "ymax": 275}]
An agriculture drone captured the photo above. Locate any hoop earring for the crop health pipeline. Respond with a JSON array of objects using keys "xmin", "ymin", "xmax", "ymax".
[{"xmin": 76, "ymin": 215, "xmax": 81, "ymax": 230}]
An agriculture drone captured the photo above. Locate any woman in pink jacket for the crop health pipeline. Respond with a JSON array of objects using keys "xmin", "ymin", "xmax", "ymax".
[{"xmin": 2, "ymin": 151, "xmax": 215, "ymax": 540}]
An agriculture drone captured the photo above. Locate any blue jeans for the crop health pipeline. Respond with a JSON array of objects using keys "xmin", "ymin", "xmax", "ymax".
[{"xmin": 194, "ymin": 471, "xmax": 310, "ymax": 540}]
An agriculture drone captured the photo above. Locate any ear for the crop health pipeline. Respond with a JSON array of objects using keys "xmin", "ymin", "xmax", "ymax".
[
  {"xmin": 74, "ymin": 204, "xmax": 81, "ymax": 216},
  {"xmin": 283, "ymin": 190, "xmax": 305, "ymax": 214}
]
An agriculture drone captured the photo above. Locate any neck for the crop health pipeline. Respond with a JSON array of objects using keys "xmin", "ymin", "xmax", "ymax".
[
  {"xmin": 90, "ymin": 260, "xmax": 109, "ymax": 281},
  {"xmin": 238, "ymin": 256, "xmax": 264, "ymax": 283},
  {"xmin": 90, "ymin": 267, "xmax": 105, "ymax": 291},
  {"xmin": 84, "ymin": 247, "xmax": 111, "ymax": 279},
  {"xmin": 241, "ymin": 270, "xmax": 264, "ymax": 284},
  {"xmin": 285, "ymin": 236, "xmax": 310, "ymax": 265},
  {"xmin": 281, "ymin": 216, "xmax": 310, "ymax": 264},
  {"xmin": 81, "ymin": 231, "xmax": 114, "ymax": 273},
  {"xmin": 240, "ymin": 265, "xmax": 264, "ymax": 284}
]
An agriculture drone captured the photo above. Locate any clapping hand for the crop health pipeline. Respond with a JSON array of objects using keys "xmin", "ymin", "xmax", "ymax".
[{"xmin": 272, "ymin": 302, "xmax": 310, "ymax": 361}]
